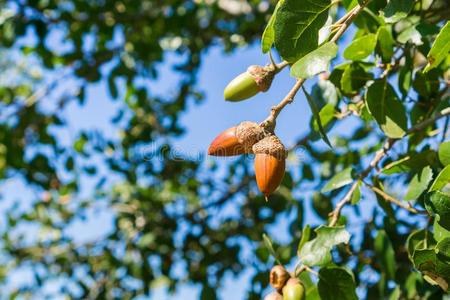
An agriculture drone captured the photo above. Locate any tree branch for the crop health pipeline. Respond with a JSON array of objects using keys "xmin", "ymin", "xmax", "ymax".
[
  {"xmin": 328, "ymin": 107, "xmax": 450, "ymax": 226},
  {"xmin": 363, "ymin": 181, "xmax": 428, "ymax": 215}
]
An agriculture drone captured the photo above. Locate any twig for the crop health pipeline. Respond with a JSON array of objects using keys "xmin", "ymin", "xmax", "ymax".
[
  {"xmin": 328, "ymin": 107, "xmax": 450, "ymax": 226},
  {"xmin": 260, "ymin": 78, "xmax": 306, "ymax": 130},
  {"xmin": 363, "ymin": 181, "xmax": 428, "ymax": 214},
  {"xmin": 330, "ymin": 3, "xmax": 366, "ymax": 43}
]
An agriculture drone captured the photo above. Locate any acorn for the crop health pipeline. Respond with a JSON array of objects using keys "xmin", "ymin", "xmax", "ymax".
[
  {"xmin": 282, "ymin": 278, "xmax": 305, "ymax": 300},
  {"xmin": 270, "ymin": 265, "xmax": 290, "ymax": 291},
  {"xmin": 208, "ymin": 121, "xmax": 266, "ymax": 156},
  {"xmin": 224, "ymin": 65, "xmax": 275, "ymax": 101},
  {"xmin": 264, "ymin": 291, "xmax": 283, "ymax": 300},
  {"xmin": 253, "ymin": 135, "xmax": 286, "ymax": 197}
]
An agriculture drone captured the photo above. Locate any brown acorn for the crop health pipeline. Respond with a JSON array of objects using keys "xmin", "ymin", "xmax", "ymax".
[
  {"xmin": 270, "ymin": 265, "xmax": 290, "ymax": 291},
  {"xmin": 208, "ymin": 121, "xmax": 265, "ymax": 156},
  {"xmin": 253, "ymin": 135, "xmax": 286, "ymax": 197},
  {"xmin": 264, "ymin": 291, "xmax": 283, "ymax": 300}
]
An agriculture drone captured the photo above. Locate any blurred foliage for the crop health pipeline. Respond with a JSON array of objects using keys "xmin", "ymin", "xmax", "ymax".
[{"xmin": 0, "ymin": 0, "xmax": 448, "ymax": 299}]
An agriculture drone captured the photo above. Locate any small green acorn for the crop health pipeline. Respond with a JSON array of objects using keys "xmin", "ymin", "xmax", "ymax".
[
  {"xmin": 224, "ymin": 65, "xmax": 275, "ymax": 101},
  {"xmin": 282, "ymin": 278, "xmax": 305, "ymax": 300}
]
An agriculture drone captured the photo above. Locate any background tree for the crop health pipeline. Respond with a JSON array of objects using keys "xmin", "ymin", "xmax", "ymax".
[{"xmin": 0, "ymin": 0, "xmax": 449, "ymax": 299}]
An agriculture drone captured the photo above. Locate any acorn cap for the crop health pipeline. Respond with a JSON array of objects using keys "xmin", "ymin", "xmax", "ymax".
[
  {"xmin": 236, "ymin": 121, "xmax": 266, "ymax": 153},
  {"xmin": 270, "ymin": 265, "xmax": 290, "ymax": 291},
  {"xmin": 248, "ymin": 65, "xmax": 275, "ymax": 92},
  {"xmin": 252, "ymin": 135, "xmax": 287, "ymax": 160}
]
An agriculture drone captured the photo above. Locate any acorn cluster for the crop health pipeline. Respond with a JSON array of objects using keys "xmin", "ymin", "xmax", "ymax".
[
  {"xmin": 208, "ymin": 121, "xmax": 286, "ymax": 197},
  {"xmin": 265, "ymin": 265, "xmax": 305, "ymax": 300}
]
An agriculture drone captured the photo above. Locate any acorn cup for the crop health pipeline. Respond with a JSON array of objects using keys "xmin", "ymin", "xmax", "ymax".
[
  {"xmin": 270, "ymin": 265, "xmax": 290, "ymax": 292},
  {"xmin": 282, "ymin": 278, "xmax": 305, "ymax": 300},
  {"xmin": 208, "ymin": 121, "xmax": 265, "ymax": 156},
  {"xmin": 253, "ymin": 135, "xmax": 287, "ymax": 198},
  {"xmin": 224, "ymin": 65, "xmax": 275, "ymax": 101}
]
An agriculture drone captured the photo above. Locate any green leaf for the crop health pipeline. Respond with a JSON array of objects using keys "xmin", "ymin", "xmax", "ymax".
[
  {"xmin": 274, "ymin": 0, "xmax": 332, "ymax": 62},
  {"xmin": 291, "ymin": 42, "xmax": 338, "ymax": 79},
  {"xmin": 425, "ymin": 191, "xmax": 450, "ymax": 217},
  {"xmin": 382, "ymin": 150, "xmax": 437, "ymax": 174},
  {"xmin": 405, "ymin": 166, "xmax": 433, "ymax": 201},
  {"xmin": 406, "ymin": 229, "xmax": 437, "ymax": 261},
  {"xmin": 261, "ymin": 0, "xmax": 284, "ymax": 53},
  {"xmin": 303, "ymin": 86, "xmax": 332, "ymax": 148},
  {"xmin": 365, "ymin": 78, "xmax": 407, "ymax": 138},
  {"xmin": 438, "ymin": 141, "xmax": 450, "ymax": 166},
  {"xmin": 388, "ymin": 287, "xmax": 400, "ymax": 300},
  {"xmin": 434, "ymin": 215, "xmax": 450, "ymax": 243},
  {"xmin": 341, "ymin": 62, "xmax": 373, "ymax": 95},
  {"xmin": 436, "ymin": 238, "xmax": 450, "ymax": 261},
  {"xmin": 382, "ymin": 0, "xmax": 414, "ymax": 23},
  {"xmin": 374, "ymin": 230, "xmax": 397, "ymax": 280},
  {"xmin": 298, "ymin": 226, "xmax": 350, "ymax": 267},
  {"xmin": 412, "ymin": 248, "xmax": 450, "ymax": 291},
  {"xmin": 297, "ymin": 224, "xmax": 311, "ymax": 256},
  {"xmin": 351, "ymin": 181, "xmax": 361, "ymax": 205},
  {"xmin": 322, "ymin": 167, "xmax": 355, "ymax": 193},
  {"xmin": 429, "ymin": 165, "xmax": 450, "ymax": 192},
  {"xmin": 424, "ymin": 21, "xmax": 450, "ymax": 72},
  {"xmin": 376, "ymin": 26, "xmax": 395, "ymax": 63},
  {"xmin": 263, "ymin": 233, "xmax": 282, "ymax": 264},
  {"xmin": 310, "ymin": 104, "xmax": 337, "ymax": 141},
  {"xmin": 343, "ymin": 34, "xmax": 377, "ymax": 61},
  {"xmin": 318, "ymin": 267, "xmax": 358, "ymax": 300}
]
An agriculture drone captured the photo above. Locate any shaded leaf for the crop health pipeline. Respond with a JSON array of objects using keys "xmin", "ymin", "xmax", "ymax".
[
  {"xmin": 341, "ymin": 62, "xmax": 373, "ymax": 95},
  {"xmin": 376, "ymin": 26, "xmax": 395, "ymax": 63},
  {"xmin": 382, "ymin": 0, "xmax": 414, "ymax": 23},
  {"xmin": 375, "ymin": 230, "xmax": 397, "ymax": 280},
  {"xmin": 318, "ymin": 267, "xmax": 358, "ymax": 300},
  {"xmin": 303, "ymin": 86, "xmax": 332, "ymax": 148},
  {"xmin": 365, "ymin": 78, "xmax": 407, "ymax": 138}
]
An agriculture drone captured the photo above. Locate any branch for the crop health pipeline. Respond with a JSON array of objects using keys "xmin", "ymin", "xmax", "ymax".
[
  {"xmin": 363, "ymin": 181, "xmax": 428, "ymax": 215},
  {"xmin": 328, "ymin": 107, "xmax": 450, "ymax": 226}
]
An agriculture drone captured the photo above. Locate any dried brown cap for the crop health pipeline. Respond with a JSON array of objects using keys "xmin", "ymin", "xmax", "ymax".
[
  {"xmin": 270, "ymin": 265, "xmax": 290, "ymax": 291},
  {"xmin": 247, "ymin": 65, "xmax": 275, "ymax": 92}
]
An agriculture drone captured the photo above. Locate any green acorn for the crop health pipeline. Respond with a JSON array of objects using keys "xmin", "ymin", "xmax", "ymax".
[
  {"xmin": 282, "ymin": 278, "xmax": 305, "ymax": 300},
  {"xmin": 224, "ymin": 65, "xmax": 275, "ymax": 101}
]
